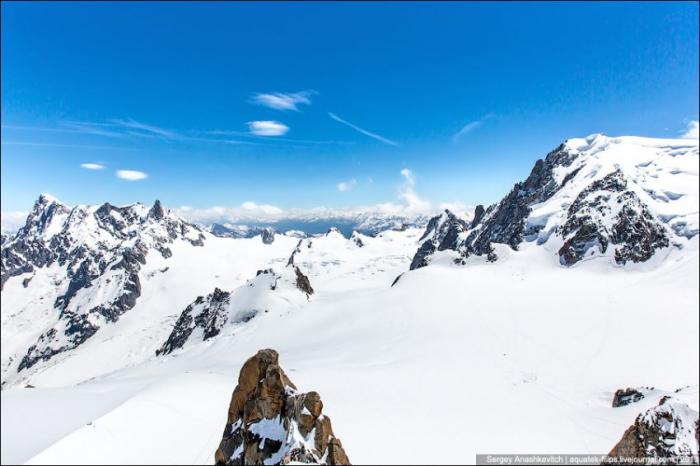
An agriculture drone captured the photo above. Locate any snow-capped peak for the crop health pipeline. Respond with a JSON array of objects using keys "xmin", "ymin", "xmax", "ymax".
[
  {"xmin": 409, "ymin": 134, "xmax": 699, "ymax": 270},
  {"xmin": 1, "ymin": 197, "xmax": 207, "ymax": 378}
]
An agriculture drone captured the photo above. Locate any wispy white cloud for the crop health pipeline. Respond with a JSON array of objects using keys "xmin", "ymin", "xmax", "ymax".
[
  {"xmin": 4, "ymin": 118, "xmax": 350, "ymax": 147},
  {"xmin": 452, "ymin": 113, "xmax": 495, "ymax": 143},
  {"xmin": 397, "ymin": 168, "xmax": 431, "ymax": 213},
  {"xmin": 61, "ymin": 121, "xmax": 125, "ymax": 138},
  {"xmin": 116, "ymin": 169, "xmax": 148, "ymax": 181},
  {"xmin": 206, "ymin": 129, "xmax": 352, "ymax": 146},
  {"xmin": 250, "ymin": 91, "xmax": 315, "ymax": 111},
  {"xmin": 247, "ymin": 120, "xmax": 290, "ymax": 136},
  {"xmin": 0, "ymin": 141, "xmax": 140, "ymax": 151},
  {"xmin": 681, "ymin": 120, "xmax": 699, "ymax": 139},
  {"xmin": 109, "ymin": 118, "xmax": 178, "ymax": 138},
  {"xmin": 400, "ymin": 168, "xmax": 415, "ymax": 186},
  {"xmin": 328, "ymin": 112, "xmax": 398, "ymax": 146},
  {"xmin": 80, "ymin": 162, "xmax": 105, "ymax": 170},
  {"xmin": 337, "ymin": 179, "xmax": 357, "ymax": 192}
]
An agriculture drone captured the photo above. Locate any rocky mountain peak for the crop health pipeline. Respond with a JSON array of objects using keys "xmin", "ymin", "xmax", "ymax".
[
  {"xmin": 20, "ymin": 194, "xmax": 71, "ymax": 238},
  {"xmin": 148, "ymin": 199, "xmax": 165, "ymax": 220},
  {"xmin": 410, "ymin": 209, "xmax": 470, "ymax": 270},
  {"xmin": 2, "ymin": 196, "xmax": 208, "ymax": 375},
  {"xmin": 215, "ymin": 349, "xmax": 350, "ymax": 465},
  {"xmin": 261, "ymin": 227, "xmax": 276, "ymax": 245},
  {"xmin": 36, "ymin": 192, "xmax": 64, "ymax": 207},
  {"xmin": 408, "ymin": 135, "xmax": 693, "ymax": 270}
]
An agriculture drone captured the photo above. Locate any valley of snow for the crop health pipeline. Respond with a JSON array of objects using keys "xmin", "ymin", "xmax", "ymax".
[{"xmin": 1, "ymin": 134, "xmax": 698, "ymax": 464}]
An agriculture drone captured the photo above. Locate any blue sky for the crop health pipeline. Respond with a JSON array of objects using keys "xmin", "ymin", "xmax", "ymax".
[{"xmin": 1, "ymin": 1, "xmax": 698, "ymax": 221}]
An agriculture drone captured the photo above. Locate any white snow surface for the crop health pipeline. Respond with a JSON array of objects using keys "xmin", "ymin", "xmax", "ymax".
[{"xmin": 1, "ymin": 135, "xmax": 698, "ymax": 465}]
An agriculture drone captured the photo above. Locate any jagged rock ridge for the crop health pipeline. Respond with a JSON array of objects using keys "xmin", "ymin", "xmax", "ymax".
[
  {"xmin": 215, "ymin": 349, "xmax": 350, "ymax": 465},
  {"xmin": 1, "ymin": 195, "xmax": 206, "ymax": 371},
  {"xmin": 410, "ymin": 135, "xmax": 694, "ymax": 269}
]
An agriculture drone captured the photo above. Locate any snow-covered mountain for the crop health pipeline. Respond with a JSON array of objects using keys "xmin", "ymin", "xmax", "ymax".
[
  {"xmin": 1, "ymin": 134, "xmax": 698, "ymax": 465},
  {"xmin": 1, "ymin": 197, "xmax": 208, "ymax": 374},
  {"xmin": 410, "ymin": 134, "xmax": 698, "ymax": 270}
]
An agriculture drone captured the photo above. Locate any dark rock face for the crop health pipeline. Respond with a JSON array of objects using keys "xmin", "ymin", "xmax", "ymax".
[
  {"xmin": 294, "ymin": 267, "xmax": 314, "ymax": 296},
  {"xmin": 156, "ymin": 287, "xmax": 234, "ymax": 356},
  {"xmin": 605, "ymin": 397, "xmax": 699, "ymax": 463},
  {"xmin": 1, "ymin": 195, "xmax": 69, "ymax": 290},
  {"xmin": 467, "ymin": 144, "xmax": 574, "ymax": 257},
  {"xmin": 261, "ymin": 228, "xmax": 276, "ymax": 245},
  {"xmin": 3, "ymin": 195, "xmax": 207, "ymax": 372},
  {"xmin": 470, "ymin": 205, "xmax": 485, "ymax": 229},
  {"xmin": 149, "ymin": 200, "xmax": 165, "ymax": 220},
  {"xmin": 351, "ymin": 232, "xmax": 364, "ymax": 248},
  {"xmin": 215, "ymin": 349, "xmax": 350, "ymax": 465},
  {"xmin": 287, "ymin": 240, "xmax": 303, "ymax": 266},
  {"xmin": 558, "ymin": 170, "xmax": 669, "ymax": 266},
  {"xmin": 18, "ymin": 313, "xmax": 98, "ymax": 371},
  {"xmin": 410, "ymin": 210, "xmax": 470, "ymax": 270},
  {"xmin": 612, "ymin": 388, "xmax": 647, "ymax": 408}
]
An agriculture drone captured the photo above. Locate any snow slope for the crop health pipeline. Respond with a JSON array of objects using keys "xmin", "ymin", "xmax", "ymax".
[
  {"xmin": 1, "ymin": 134, "xmax": 698, "ymax": 465},
  {"xmin": 3, "ymin": 240, "xmax": 697, "ymax": 465}
]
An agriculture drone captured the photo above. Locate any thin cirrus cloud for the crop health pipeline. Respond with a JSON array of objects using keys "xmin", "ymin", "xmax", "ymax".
[
  {"xmin": 116, "ymin": 170, "xmax": 148, "ymax": 181},
  {"xmin": 60, "ymin": 119, "xmax": 179, "ymax": 139},
  {"xmin": 250, "ymin": 91, "xmax": 315, "ymax": 111},
  {"xmin": 247, "ymin": 120, "xmax": 290, "ymax": 136},
  {"xmin": 328, "ymin": 112, "xmax": 398, "ymax": 146},
  {"xmin": 452, "ymin": 113, "xmax": 495, "ymax": 143},
  {"xmin": 80, "ymin": 162, "xmax": 105, "ymax": 170},
  {"xmin": 337, "ymin": 178, "xmax": 357, "ymax": 192},
  {"xmin": 109, "ymin": 118, "xmax": 178, "ymax": 138},
  {"xmin": 61, "ymin": 121, "xmax": 125, "ymax": 138}
]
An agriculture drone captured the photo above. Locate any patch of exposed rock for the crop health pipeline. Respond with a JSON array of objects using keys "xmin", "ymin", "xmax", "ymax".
[
  {"xmin": 156, "ymin": 287, "xmax": 235, "ymax": 356},
  {"xmin": 215, "ymin": 349, "xmax": 350, "ymax": 465},
  {"xmin": 558, "ymin": 170, "xmax": 668, "ymax": 266},
  {"xmin": 612, "ymin": 387, "xmax": 649, "ymax": 408},
  {"xmin": 157, "ymin": 267, "xmax": 314, "ymax": 356},
  {"xmin": 294, "ymin": 266, "xmax": 314, "ymax": 296},
  {"xmin": 261, "ymin": 227, "xmax": 276, "ymax": 245}
]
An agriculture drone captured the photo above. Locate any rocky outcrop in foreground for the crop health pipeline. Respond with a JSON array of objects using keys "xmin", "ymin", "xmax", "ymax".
[
  {"xmin": 606, "ymin": 396, "xmax": 699, "ymax": 464},
  {"xmin": 215, "ymin": 349, "xmax": 350, "ymax": 465}
]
